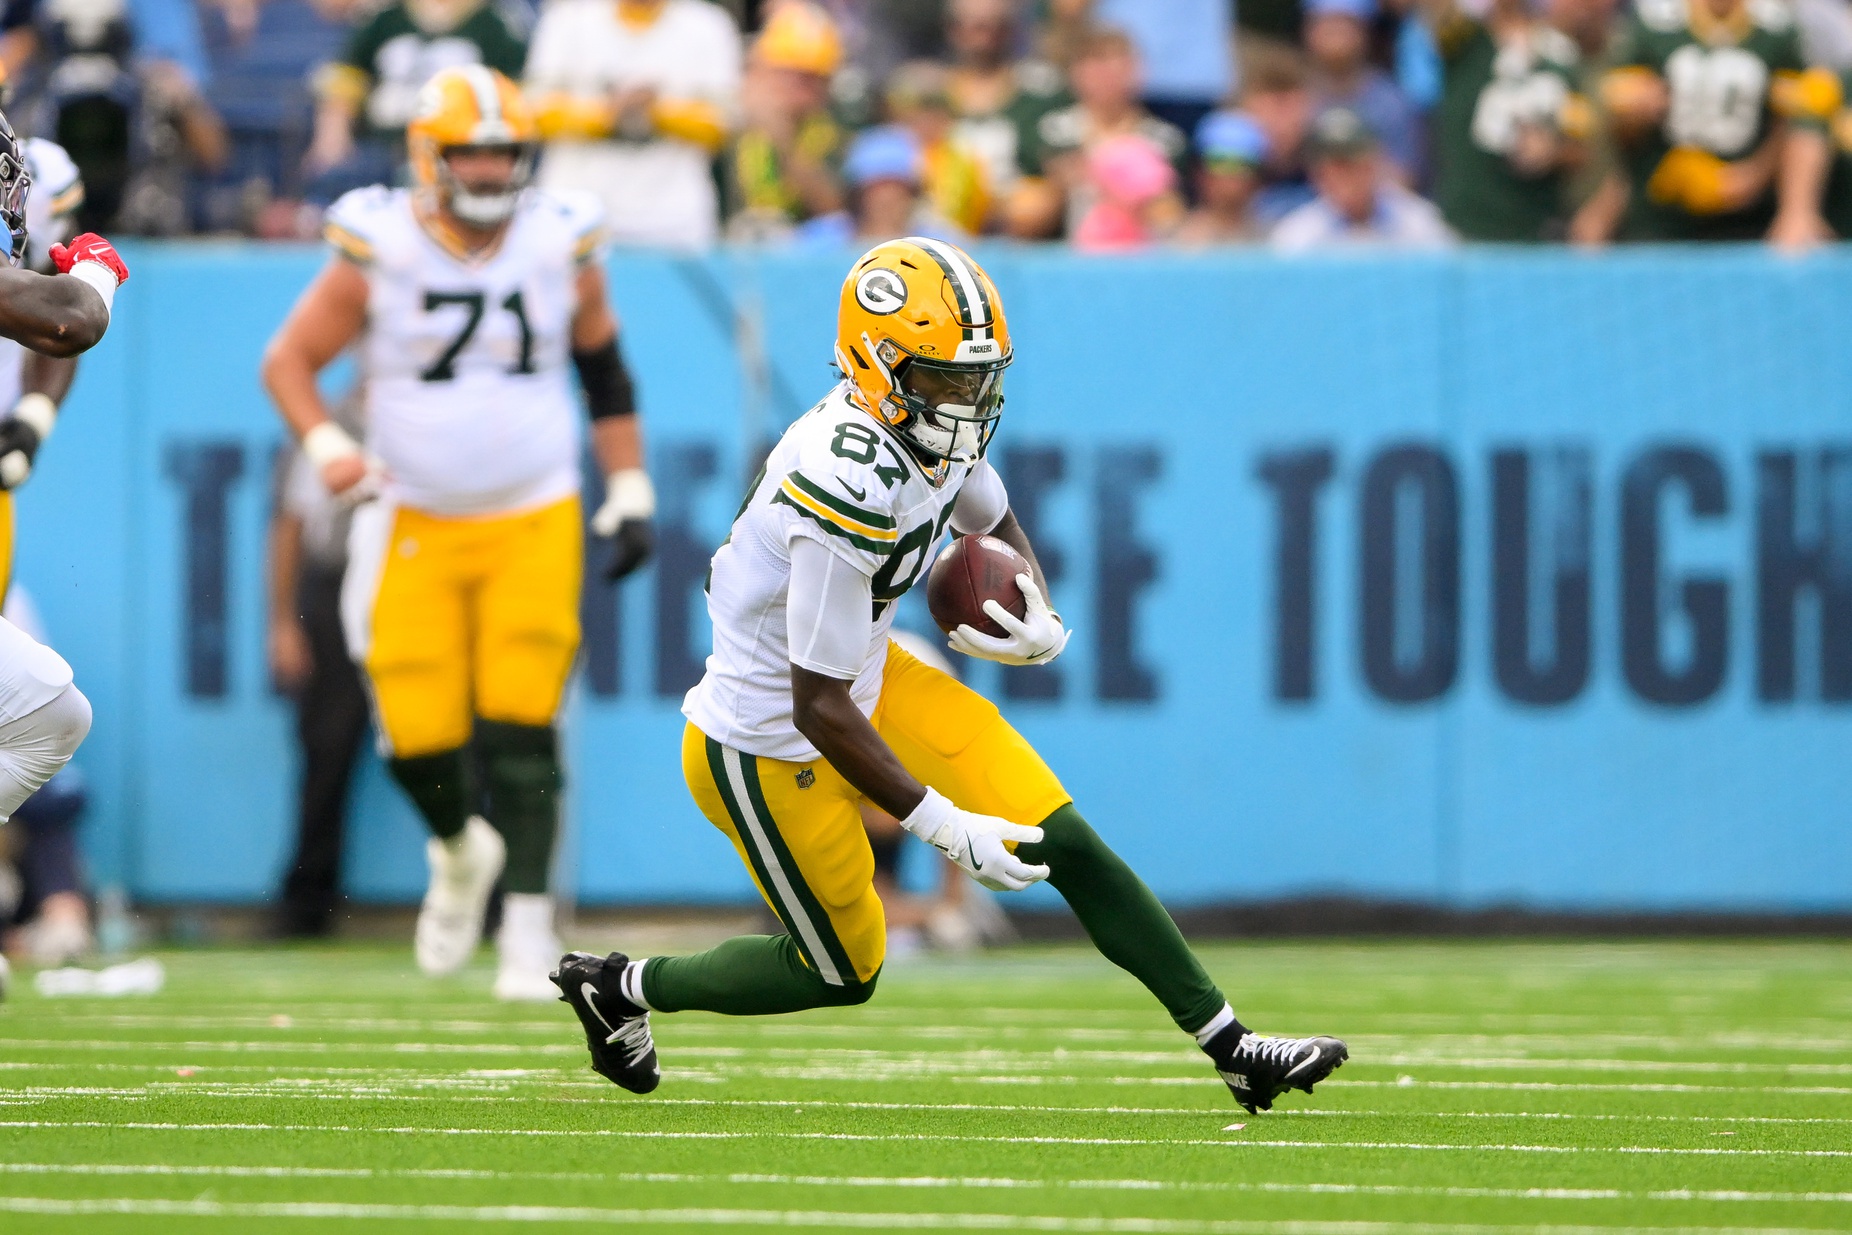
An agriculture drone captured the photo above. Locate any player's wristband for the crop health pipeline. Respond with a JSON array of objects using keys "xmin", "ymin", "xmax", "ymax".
[
  {"xmin": 605, "ymin": 468, "xmax": 655, "ymax": 520},
  {"xmin": 65, "ymin": 261, "xmax": 118, "ymax": 318},
  {"xmin": 898, "ymin": 786, "xmax": 956, "ymax": 846},
  {"xmin": 11, "ymin": 392, "xmax": 56, "ymax": 442},
  {"xmin": 302, "ymin": 421, "xmax": 363, "ymax": 469}
]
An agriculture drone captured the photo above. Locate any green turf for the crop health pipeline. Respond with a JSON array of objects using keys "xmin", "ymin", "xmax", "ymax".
[{"xmin": 0, "ymin": 939, "xmax": 1849, "ymax": 1233}]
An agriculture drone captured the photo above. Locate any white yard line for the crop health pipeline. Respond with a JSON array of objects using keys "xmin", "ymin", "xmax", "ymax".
[
  {"xmin": 38, "ymin": 1015, "xmax": 1852, "ymax": 1054},
  {"xmin": 3, "ymin": 1119, "xmax": 1849, "ymax": 1157},
  {"xmin": 3, "ymin": 1163, "xmax": 1852, "ymax": 1206},
  {"xmin": 9, "ymin": 1088, "xmax": 1852, "ymax": 1127},
  {"xmin": 8, "ymin": 1038, "xmax": 1852, "ymax": 1075},
  {"xmin": 0, "ymin": 1198, "xmax": 1844, "ymax": 1233},
  {"xmin": 7, "ymin": 1061, "xmax": 1852, "ymax": 1097}
]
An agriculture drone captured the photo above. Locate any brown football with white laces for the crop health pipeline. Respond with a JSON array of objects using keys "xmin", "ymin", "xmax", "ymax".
[{"xmin": 927, "ymin": 534, "xmax": 1029, "ymax": 638}]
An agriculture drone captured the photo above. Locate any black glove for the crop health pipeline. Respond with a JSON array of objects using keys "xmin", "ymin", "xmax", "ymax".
[
  {"xmin": 605, "ymin": 517, "xmax": 655, "ymax": 582},
  {"xmin": 0, "ymin": 417, "xmax": 42, "ymax": 490}
]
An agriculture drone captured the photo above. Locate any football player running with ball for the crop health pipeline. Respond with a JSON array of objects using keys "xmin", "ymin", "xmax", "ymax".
[
  {"xmin": 263, "ymin": 67, "xmax": 654, "ymax": 1000},
  {"xmin": 0, "ymin": 113, "xmax": 126, "ymax": 838},
  {"xmin": 553, "ymin": 237, "xmax": 1347, "ymax": 1112}
]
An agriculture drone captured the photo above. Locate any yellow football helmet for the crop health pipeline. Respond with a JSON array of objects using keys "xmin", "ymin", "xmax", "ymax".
[
  {"xmin": 407, "ymin": 65, "xmax": 537, "ymax": 227},
  {"xmin": 835, "ymin": 236, "xmax": 1011, "ymax": 486},
  {"xmin": 753, "ymin": 2, "xmax": 843, "ymax": 77}
]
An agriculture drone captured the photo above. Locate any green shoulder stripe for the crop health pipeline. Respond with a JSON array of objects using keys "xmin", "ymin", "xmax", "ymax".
[
  {"xmin": 786, "ymin": 471, "xmax": 897, "ymax": 529},
  {"xmin": 773, "ymin": 490, "xmax": 895, "ymax": 555}
]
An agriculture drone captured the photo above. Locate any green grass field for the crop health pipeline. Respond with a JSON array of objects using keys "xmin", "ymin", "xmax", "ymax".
[{"xmin": 0, "ymin": 938, "xmax": 1849, "ymax": 1233}]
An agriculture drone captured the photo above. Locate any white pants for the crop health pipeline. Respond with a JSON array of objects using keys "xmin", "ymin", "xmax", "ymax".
[{"xmin": 0, "ymin": 682, "xmax": 90, "ymax": 821}]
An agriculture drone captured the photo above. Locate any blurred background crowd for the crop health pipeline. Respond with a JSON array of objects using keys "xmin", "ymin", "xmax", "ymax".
[{"xmin": 4, "ymin": 0, "xmax": 1852, "ymax": 251}]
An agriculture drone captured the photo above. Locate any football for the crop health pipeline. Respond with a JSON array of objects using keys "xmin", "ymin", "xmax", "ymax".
[{"xmin": 927, "ymin": 534, "xmax": 1030, "ymax": 637}]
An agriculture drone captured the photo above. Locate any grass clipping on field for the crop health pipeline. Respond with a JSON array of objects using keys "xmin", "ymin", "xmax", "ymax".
[{"xmin": 0, "ymin": 940, "xmax": 1849, "ymax": 1231}]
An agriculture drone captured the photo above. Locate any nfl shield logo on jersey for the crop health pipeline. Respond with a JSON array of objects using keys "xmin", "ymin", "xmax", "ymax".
[{"xmin": 795, "ymin": 768, "xmax": 816, "ymax": 789}]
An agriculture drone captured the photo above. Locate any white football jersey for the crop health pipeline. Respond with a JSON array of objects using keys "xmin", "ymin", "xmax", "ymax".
[
  {"xmin": 684, "ymin": 383, "xmax": 1008, "ymax": 761},
  {"xmin": 0, "ymin": 138, "xmax": 84, "ymax": 413},
  {"xmin": 324, "ymin": 185, "xmax": 605, "ymax": 516}
]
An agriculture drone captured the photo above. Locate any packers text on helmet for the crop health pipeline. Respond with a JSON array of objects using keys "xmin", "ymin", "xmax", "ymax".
[
  {"xmin": 407, "ymin": 65, "xmax": 537, "ymax": 228},
  {"xmin": 835, "ymin": 237, "xmax": 1011, "ymax": 486}
]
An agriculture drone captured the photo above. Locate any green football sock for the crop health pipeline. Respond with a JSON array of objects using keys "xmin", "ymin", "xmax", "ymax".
[
  {"xmin": 642, "ymin": 934, "xmax": 877, "ymax": 1015},
  {"xmin": 1015, "ymin": 804, "xmax": 1227, "ymax": 1034},
  {"xmin": 476, "ymin": 719, "xmax": 560, "ymax": 895},
  {"xmin": 387, "ymin": 747, "xmax": 472, "ymax": 842}
]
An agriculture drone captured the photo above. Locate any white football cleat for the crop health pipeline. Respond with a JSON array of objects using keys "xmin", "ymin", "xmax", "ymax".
[
  {"xmin": 493, "ymin": 892, "xmax": 563, "ymax": 1002},
  {"xmin": 415, "ymin": 815, "xmax": 505, "ymax": 976}
]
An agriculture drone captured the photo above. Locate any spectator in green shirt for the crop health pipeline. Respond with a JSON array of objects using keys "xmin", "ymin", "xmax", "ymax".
[
  {"xmin": 725, "ymin": 1, "xmax": 848, "ymax": 240},
  {"xmin": 1426, "ymin": 0, "xmax": 1594, "ymax": 241},
  {"xmin": 1013, "ymin": 25, "xmax": 1186, "ymax": 239},
  {"xmin": 305, "ymin": 0, "xmax": 529, "ymax": 190},
  {"xmin": 1594, "ymin": 0, "xmax": 1831, "ymax": 242},
  {"xmin": 943, "ymin": 0, "xmax": 1068, "ymax": 204}
]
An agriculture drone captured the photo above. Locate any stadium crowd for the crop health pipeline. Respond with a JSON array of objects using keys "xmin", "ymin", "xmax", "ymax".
[{"xmin": 0, "ymin": 0, "xmax": 1848, "ymax": 249}]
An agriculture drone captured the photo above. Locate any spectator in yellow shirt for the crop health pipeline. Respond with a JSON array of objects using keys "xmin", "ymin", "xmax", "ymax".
[
  {"xmin": 525, "ymin": 0, "xmax": 741, "ymax": 249},
  {"xmin": 884, "ymin": 60, "xmax": 992, "ymax": 235},
  {"xmin": 727, "ymin": 2, "xmax": 848, "ymax": 240}
]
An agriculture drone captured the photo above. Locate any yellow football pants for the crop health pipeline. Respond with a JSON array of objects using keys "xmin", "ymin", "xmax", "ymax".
[
  {"xmin": 0, "ymin": 489, "xmax": 15, "ymax": 604},
  {"xmin": 346, "ymin": 495, "xmax": 581, "ymax": 757},
  {"xmin": 683, "ymin": 640, "xmax": 1073, "ymax": 988}
]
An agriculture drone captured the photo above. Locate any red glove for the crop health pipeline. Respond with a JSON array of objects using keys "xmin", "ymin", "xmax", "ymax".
[{"xmin": 50, "ymin": 233, "xmax": 129, "ymax": 286}]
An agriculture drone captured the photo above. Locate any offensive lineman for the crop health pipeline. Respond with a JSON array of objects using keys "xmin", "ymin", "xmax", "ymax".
[
  {"xmin": 262, "ymin": 67, "xmax": 654, "ymax": 1000},
  {"xmin": 0, "ymin": 112, "xmax": 128, "ymax": 856},
  {"xmin": 553, "ymin": 237, "xmax": 1348, "ymax": 1113}
]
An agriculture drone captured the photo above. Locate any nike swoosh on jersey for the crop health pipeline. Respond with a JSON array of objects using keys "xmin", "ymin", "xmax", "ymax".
[{"xmin": 840, "ymin": 480, "xmax": 867, "ymax": 501}]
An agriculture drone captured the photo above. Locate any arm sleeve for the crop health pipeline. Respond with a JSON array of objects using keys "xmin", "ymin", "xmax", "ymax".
[
  {"xmin": 949, "ymin": 459, "xmax": 1010, "ymax": 535},
  {"xmin": 787, "ymin": 534, "xmax": 875, "ymax": 681}
]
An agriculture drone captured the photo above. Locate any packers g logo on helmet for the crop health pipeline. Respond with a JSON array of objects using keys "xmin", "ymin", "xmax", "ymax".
[
  {"xmin": 835, "ymin": 237, "xmax": 1012, "ymax": 487},
  {"xmin": 854, "ymin": 268, "xmax": 908, "ymax": 315}
]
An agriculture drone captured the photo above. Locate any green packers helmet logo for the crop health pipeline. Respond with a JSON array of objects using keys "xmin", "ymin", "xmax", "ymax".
[{"xmin": 854, "ymin": 268, "xmax": 908, "ymax": 315}]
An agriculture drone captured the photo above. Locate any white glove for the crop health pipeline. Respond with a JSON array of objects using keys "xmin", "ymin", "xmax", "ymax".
[
  {"xmin": 947, "ymin": 573, "xmax": 1071, "ymax": 667},
  {"xmin": 899, "ymin": 787, "xmax": 1050, "ymax": 892},
  {"xmin": 590, "ymin": 468, "xmax": 655, "ymax": 537}
]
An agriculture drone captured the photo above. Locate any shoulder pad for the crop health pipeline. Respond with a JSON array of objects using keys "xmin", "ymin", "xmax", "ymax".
[
  {"xmin": 323, "ymin": 185, "xmax": 402, "ymax": 265},
  {"xmin": 1636, "ymin": 0, "xmax": 1687, "ymax": 34},
  {"xmin": 778, "ymin": 429, "xmax": 906, "ymax": 560},
  {"xmin": 1749, "ymin": 0, "xmax": 1795, "ymax": 32},
  {"xmin": 776, "ymin": 408, "xmax": 912, "ymax": 557},
  {"xmin": 531, "ymin": 187, "xmax": 608, "ymax": 262},
  {"xmin": 23, "ymin": 139, "xmax": 81, "ymax": 207}
]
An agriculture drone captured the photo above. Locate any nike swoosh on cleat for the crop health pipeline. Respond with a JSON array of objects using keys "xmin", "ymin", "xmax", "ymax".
[
  {"xmin": 580, "ymin": 982, "xmax": 618, "ymax": 1037},
  {"xmin": 1285, "ymin": 1046, "xmax": 1322, "ymax": 1079}
]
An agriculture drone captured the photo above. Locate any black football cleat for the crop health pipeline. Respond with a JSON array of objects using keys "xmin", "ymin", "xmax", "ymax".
[
  {"xmin": 1203, "ymin": 1026, "xmax": 1347, "ymax": 1114},
  {"xmin": 550, "ymin": 950, "xmax": 660, "ymax": 1094}
]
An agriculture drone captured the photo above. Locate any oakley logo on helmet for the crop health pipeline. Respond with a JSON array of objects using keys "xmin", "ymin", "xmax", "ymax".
[{"xmin": 854, "ymin": 268, "xmax": 908, "ymax": 315}]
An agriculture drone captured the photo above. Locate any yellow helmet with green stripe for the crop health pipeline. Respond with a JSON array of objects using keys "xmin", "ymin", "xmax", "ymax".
[{"xmin": 834, "ymin": 237, "xmax": 1011, "ymax": 487}]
